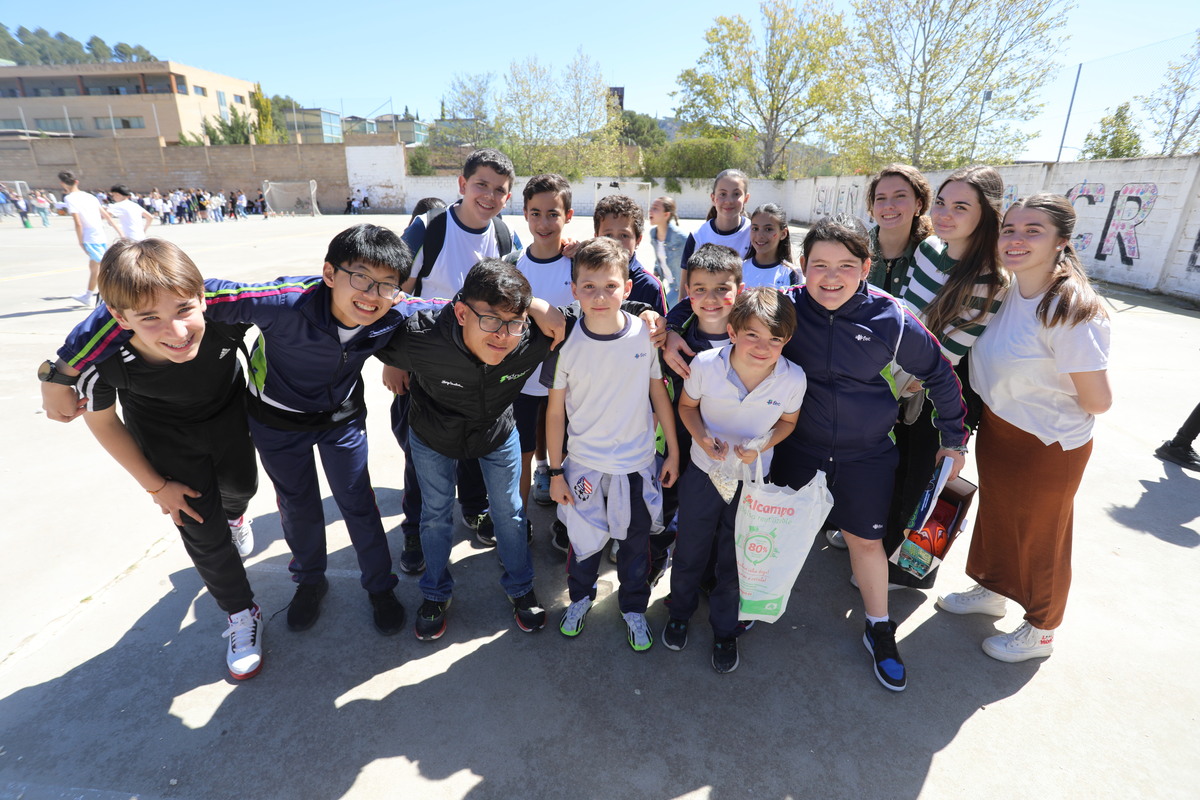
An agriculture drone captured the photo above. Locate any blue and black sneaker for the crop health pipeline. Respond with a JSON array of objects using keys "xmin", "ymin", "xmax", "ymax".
[{"xmin": 863, "ymin": 619, "xmax": 906, "ymax": 692}]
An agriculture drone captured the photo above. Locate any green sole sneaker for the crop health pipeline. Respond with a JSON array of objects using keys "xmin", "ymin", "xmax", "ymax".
[{"xmin": 559, "ymin": 597, "xmax": 592, "ymax": 637}]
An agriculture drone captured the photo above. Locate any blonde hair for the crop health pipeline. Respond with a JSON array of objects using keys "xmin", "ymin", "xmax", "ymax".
[{"xmin": 98, "ymin": 238, "xmax": 204, "ymax": 312}]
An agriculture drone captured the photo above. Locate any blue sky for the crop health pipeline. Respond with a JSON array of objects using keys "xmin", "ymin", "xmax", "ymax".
[{"xmin": 16, "ymin": 0, "xmax": 1200, "ymax": 161}]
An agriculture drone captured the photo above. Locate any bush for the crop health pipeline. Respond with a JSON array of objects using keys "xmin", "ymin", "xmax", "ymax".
[
  {"xmin": 407, "ymin": 146, "xmax": 435, "ymax": 176},
  {"xmin": 642, "ymin": 138, "xmax": 757, "ymax": 180}
]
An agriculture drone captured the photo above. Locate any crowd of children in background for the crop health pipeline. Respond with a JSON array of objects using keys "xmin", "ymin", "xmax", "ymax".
[{"xmin": 39, "ymin": 147, "xmax": 1112, "ymax": 693}]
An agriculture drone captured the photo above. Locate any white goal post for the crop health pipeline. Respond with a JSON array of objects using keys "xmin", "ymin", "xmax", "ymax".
[
  {"xmin": 261, "ymin": 180, "xmax": 320, "ymax": 217},
  {"xmin": 593, "ymin": 180, "xmax": 652, "ymax": 214}
]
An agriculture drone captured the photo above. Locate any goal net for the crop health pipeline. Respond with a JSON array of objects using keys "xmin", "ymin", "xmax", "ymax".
[
  {"xmin": 261, "ymin": 180, "xmax": 320, "ymax": 217},
  {"xmin": 592, "ymin": 180, "xmax": 652, "ymax": 214}
]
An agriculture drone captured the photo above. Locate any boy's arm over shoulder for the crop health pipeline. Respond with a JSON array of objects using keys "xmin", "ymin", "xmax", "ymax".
[
  {"xmin": 202, "ymin": 275, "xmax": 318, "ymax": 326},
  {"xmin": 57, "ymin": 303, "xmax": 132, "ymax": 372}
]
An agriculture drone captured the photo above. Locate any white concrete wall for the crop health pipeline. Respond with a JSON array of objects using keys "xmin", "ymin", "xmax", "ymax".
[{"xmin": 344, "ymin": 143, "xmax": 408, "ymax": 211}]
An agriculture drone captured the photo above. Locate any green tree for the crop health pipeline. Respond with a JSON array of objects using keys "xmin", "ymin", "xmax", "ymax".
[
  {"xmin": 643, "ymin": 138, "xmax": 757, "ymax": 180},
  {"xmin": 436, "ymin": 72, "xmax": 499, "ymax": 147},
  {"xmin": 1138, "ymin": 30, "xmax": 1200, "ymax": 156},
  {"xmin": 113, "ymin": 42, "xmax": 134, "ymax": 62},
  {"xmin": 1081, "ymin": 103, "xmax": 1144, "ymax": 160},
  {"xmin": 830, "ymin": 0, "xmax": 1071, "ymax": 171},
  {"xmin": 53, "ymin": 33, "xmax": 87, "ymax": 63},
  {"xmin": 620, "ymin": 111, "xmax": 666, "ymax": 149},
  {"xmin": 271, "ymin": 95, "xmax": 301, "ymax": 142},
  {"xmin": 0, "ymin": 25, "xmax": 21, "ymax": 62},
  {"xmin": 86, "ymin": 35, "xmax": 111, "ymax": 63},
  {"xmin": 674, "ymin": 0, "xmax": 845, "ymax": 177},
  {"xmin": 249, "ymin": 84, "xmax": 283, "ymax": 144}
]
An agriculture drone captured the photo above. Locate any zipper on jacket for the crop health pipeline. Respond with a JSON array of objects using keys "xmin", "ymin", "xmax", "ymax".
[{"xmin": 827, "ymin": 311, "xmax": 837, "ymax": 465}]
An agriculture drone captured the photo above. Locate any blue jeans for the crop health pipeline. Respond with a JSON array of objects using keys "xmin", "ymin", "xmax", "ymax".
[{"xmin": 409, "ymin": 428, "xmax": 533, "ymax": 602}]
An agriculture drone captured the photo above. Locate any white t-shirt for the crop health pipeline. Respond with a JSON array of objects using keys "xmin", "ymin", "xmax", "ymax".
[
  {"xmin": 742, "ymin": 257, "xmax": 799, "ymax": 290},
  {"xmin": 970, "ymin": 290, "xmax": 1110, "ymax": 450},
  {"xmin": 410, "ymin": 205, "xmax": 501, "ymax": 302},
  {"xmin": 545, "ymin": 312, "xmax": 661, "ymax": 474},
  {"xmin": 690, "ymin": 217, "xmax": 752, "ymax": 260},
  {"xmin": 109, "ymin": 199, "xmax": 148, "ymax": 240},
  {"xmin": 515, "ymin": 250, "xmax": 574, "ymax": 398},
  {"xmin": 682, "ymin": 346, "xmax": 807, "ymax": 474},
  {"xmin": 64, "ymin": 190, "xmax": 106, "ymax": 244}
]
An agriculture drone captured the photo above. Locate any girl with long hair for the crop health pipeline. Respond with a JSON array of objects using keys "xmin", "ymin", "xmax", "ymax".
[{"xmin": 937, "ymin": 193, "xmax": 1111, "ymax": 662}]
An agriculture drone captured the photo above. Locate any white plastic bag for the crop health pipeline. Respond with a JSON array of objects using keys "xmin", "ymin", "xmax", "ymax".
[
  {"xmin": 708, "ymin": 433, "xmax": 770, "ymax": 503},
  {"xmin": 734, "ymin": 460, "xmax": 834, "ymax": 622}
]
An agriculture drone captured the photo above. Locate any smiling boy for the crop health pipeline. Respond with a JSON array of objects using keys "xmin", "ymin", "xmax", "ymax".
[
  {"xmin": 593, "ymin": 194, "xmax": 667, "ymax": 315},
  {"xmin": 40, "ymin": 239, "xmax": 264, "ymax": 679},
  {"xmin": 543, "ymin": 238, "xmax": 679, "ymax": 651}
]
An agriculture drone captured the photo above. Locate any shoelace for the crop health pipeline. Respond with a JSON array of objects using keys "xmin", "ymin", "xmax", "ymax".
[
  {"xmin": 623, "ymin": 613, "xmax": 651, "ymax": 644},
  {"xmin": 563, "ymin": 600, "xmax": 590, "ymax": 628},
  {"xmin": 223, "ymin": 612, "xmax": 259, "ymax": 652},
  {"xmin": 871, "ymin": 623, "xmax": 900, "ymax": 661}
]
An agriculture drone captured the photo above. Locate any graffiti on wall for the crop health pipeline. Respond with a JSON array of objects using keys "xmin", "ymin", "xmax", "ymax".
[
  {"xmin": 1188, "ymin": 228, "xmax": 1200, "ymax": 273},
  {"xmin": 814, "ymin": 184, "xmax": 860, "ymax": 217},
  {"xmin": 1066, "ymin": 181, "xmax": 1158, "ymax": 267},
  {"xmin": 1002, "ymin": 185, "xmax": 1018, "ymax": 213}
]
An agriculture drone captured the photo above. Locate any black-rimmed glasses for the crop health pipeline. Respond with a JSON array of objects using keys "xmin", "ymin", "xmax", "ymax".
[
  {"xmin": 462, "ymin": 301, "xmax": 529, "ymax": 336},
  {"xmin": 334, "ymin": 265, "xmax": 402, "ymax": 301}
]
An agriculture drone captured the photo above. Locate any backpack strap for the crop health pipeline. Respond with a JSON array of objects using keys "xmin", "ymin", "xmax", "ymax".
[
  {"xmin": 415, "ymin": 207, "xmax": 450, "ymax": 293},
  {"xmin": 492, "ymin": 216, "xmax": 513, "ymax": 256}
]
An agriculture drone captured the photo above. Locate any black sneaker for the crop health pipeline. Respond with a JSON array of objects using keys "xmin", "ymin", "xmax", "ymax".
[
  {"xmin": 398, "ymin": 533, "xmax": 425, "ymax": 574},
  {"xmin": 662, "ymin": 618, "xmax": 689, "ymax": 651},
  {"xmin": 712, "ymin": 637, "xmax": 739, "ymax": 673},
  {"xmin": 1156, "ymin": 441, "xmax": 1200, "ymax": 471},
  {"xmin": 551, "ymin": 519, "xmax": 570, "ymax": 553},
  {"xmin": 526, "ymin": 517, "xmax": 534, "ymax": 545},
  {"xmin": 863, "ymin": 619, "xmax": 907, "ymax": 692},
  {"xmin": 415, "ymin": 598, "xmax": 450, "ymax": 641},
  {"xmin": 286, "ymin": 578, "xmax": 328, "ymax": 632},
  {"xmin": 511, "ymin": 589, "xmax": 546, "ymax": 632},
  {"xmin": 368, "ymin": 588, "xmax": 406, "ymax": 636},
  {"xmin": 471, "ymin": 513, "xmax": 496, "ymax": 547}
]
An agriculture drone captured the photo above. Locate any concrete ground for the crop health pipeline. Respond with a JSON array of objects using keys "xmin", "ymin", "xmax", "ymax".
[{"xmin": 0, "ymin": 210, "xmax": 1196, "ymax": 800}]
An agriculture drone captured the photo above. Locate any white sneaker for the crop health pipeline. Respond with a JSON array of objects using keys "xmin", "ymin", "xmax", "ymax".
[
  {"xmin": 72, "ymin": 290, "xmax": 96, "ymax": 306},
  {"xmin": 983, "ymin": 621, "xmax": 1055, "ymax": 662},
  {"xmin": 849, "ymin": 573, "xmax": 907, "ymax": 592},
  {"xmin": 623, "ymin": 612, "xmax": 653, "ymax": 652},
  {"xmin": 223, "ymin": 605, "xmax": 264, "ymax": 679},
  {"xmin": 826, "ymin": 529, "xmax": 847, "ymax": 549},
  {"xmin": 228, "ymin": 515, "xmax": 254, "ymax": 557},
  {"xmin": 936, "ymin": 584, "xmax": 1008, "ymax": 617}
]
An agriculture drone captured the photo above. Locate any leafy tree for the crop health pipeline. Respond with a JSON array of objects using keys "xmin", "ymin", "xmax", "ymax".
[
  {"xmin": 250, "ymin": 84, "xmax": 284, "ymax": 144},
  {"xmin": 0, "ymin": 25, "xmax": 20, "ymax": 62},
  {"xmin": 86, "ymin": 35, "xmax": 111, "ymax": 63},
  {"xmin": 53, "ymin": 33, "xmax": 87, "ymax": 63},
  {"xmin": 496, "ymin": 58, "xmax": 557, "ymax": 173},
  {"xmin": 553, "ymin": 50, "xmax": 625, "ymax": 179},
  {"xmin": 620, "ymin": 111, "xmax": 666, "ymax": 149},
  {"xmin": 1081, "ymin": 103, "xmax": 1144, "ymax": 160},
  {"xmin": 435, "ymin": 72, "xmax": 499, "ymax": 147},
  {"xmin": 674, "ymin": 0, "xmax": 845, "ymax": 177},
  {"xmin": 271, "ymin": 95, "xmax": 301, "ymax": 142},
  {"xmin": 1138, "ymin": 30, "xmax": 1200, "ymax": 156},
  {"xmin": 829, "ymin": 0, "xmax": 1070, "ymax": 171}
]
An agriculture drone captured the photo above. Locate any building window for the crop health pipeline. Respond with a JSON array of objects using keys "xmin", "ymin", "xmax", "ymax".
[
  {"xmin": 34, "ymin": 117, "xmax": 84, "ymax": 132},
  {"xmin": 0, "ymin": 119, "xmax": 23, "ymax": 129},
  {"xmin": 193, "ymin": 85, "xmax": 207, "ymax": 97},
  {"xmin": 233, "ymin": 94, "xmax": 245, "ymax": 104},
  {"xmin": 175, "ymin": 79, "xmax": 188, "ymax": 94},
  {"xmin": 95, "ymin": 116, "xmax": 146, "ymax": 130}
]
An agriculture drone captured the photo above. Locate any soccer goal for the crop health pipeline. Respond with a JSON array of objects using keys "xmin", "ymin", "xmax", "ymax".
[
  {"xmin": 592, "ymin": 180, "xmax": 652, "ymax": 214},
  {"xmin": 261, "ymin": 180, "xmax": 320, "ymax": 217}
]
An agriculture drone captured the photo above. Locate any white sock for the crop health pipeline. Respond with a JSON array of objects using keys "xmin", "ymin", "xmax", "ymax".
[
  {"xmin": 865, "ymin": 613, "xmax": 889, "ymax": 627},
  {"xmin": 536, "ymin": 457, "xmax": 548, "ymax": 469}
]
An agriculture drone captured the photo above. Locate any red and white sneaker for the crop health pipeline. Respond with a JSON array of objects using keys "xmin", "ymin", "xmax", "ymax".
[
  {"xmin": 983, "ymin": 621, "xmax": 1054, "ymax": 663},
  {"xmin": 228, "ymin": 516, "xmax": 254, "ymax": 557},
  {"xmin": 223, "ymin": 604, "xmax": 264, "ymax": 679}
]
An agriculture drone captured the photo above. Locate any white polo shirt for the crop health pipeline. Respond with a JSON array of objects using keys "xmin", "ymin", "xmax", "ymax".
[
  {"xmin": 64, "ymin": 190, "xmax": 106, "ymax": 244},
  {"xmin": 682, "ymin": 345, "xmax": 807, "ymax": 474}
]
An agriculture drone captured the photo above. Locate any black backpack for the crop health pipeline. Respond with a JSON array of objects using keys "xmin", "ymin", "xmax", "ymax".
[{"xmin": 414, "ymin": 205, "xmax": 513, "ymax": 295}]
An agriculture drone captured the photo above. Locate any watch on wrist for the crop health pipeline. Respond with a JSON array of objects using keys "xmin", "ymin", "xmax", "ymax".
[
  {"xmin": 547, "ymin": 467, "xmax": 565, "ymax": 478},
  {"xmin": 38, "ymin": 360, "xmax": 78, "ymax": 386}
]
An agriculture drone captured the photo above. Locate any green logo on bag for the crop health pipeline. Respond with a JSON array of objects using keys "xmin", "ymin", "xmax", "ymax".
[{"xmin": 744, "ymin": 533, "xmax": 773, "ymax": 564}]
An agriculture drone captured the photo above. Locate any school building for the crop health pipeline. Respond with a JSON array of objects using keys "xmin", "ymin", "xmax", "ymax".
[{"xmin": 0, "ymin": 61, "xmax": 258, "ymax": 144}]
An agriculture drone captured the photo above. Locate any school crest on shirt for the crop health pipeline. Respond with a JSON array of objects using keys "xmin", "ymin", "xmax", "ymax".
[{"xmin": 573, "ymin": 475, "xmax": 594, "ymax": 502}]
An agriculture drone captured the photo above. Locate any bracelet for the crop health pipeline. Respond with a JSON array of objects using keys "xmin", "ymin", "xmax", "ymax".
[
  {"xmin": 548, "ymin": 468, "xmax": 565, "ymax": 478},
  {"xmin": 147, "ymin": 479, "xmax": 169, "ymax": 495}
]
